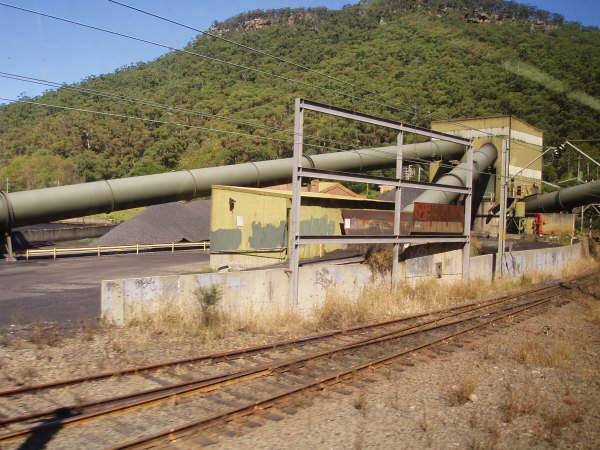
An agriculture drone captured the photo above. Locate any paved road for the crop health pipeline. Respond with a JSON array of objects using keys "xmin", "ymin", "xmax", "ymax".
[{"xmin": 0, "ymin": 250, "xmax": 209, "ymax": 329}]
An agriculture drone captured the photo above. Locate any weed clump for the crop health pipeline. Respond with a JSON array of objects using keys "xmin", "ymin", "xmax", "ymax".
[
  {"xmin": 446, "ymin": 378, "xmax": 476, "ymax": 406},
  {"xmin": 364, "ymin": 245, "xmax": 393, "ymax": 277},
  {"xmin": 194, "ymin": 284, "xmax": 223, "ymax": 326},
  {"xmin": 500, "ymin": 384, "xmax": 539, "ymax": 423},
  {"xmin": 28, "ymin": 324, "xmax": 62, "ymax": 348},
  {"xmin": 470, "ymin": 237, "xmax": 483, "ymax": 256},
  {"xmin": 515, "ymin": 341, "xmax": 571, "ymax": 368}
]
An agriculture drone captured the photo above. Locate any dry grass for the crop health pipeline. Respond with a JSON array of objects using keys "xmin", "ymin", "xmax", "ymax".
[
  {"xmin": 470, "ymin": 237, "xmax": 483, "ymax": 256},
  {"xmin": 515, "ymin": 341, "xmax": 572, "ymax": 368},
  {"xmin": 364, "ymin": 245, "xmax": 393, "ymax": 277},
  {"xmin": 111, "ymin": 257, "xmax": 598, "ymax": 346},
  {"xmin": 500, "ymin": 384, "xmax": 539, "ymax": 423},
  {"xmin": 28, "ymin": 323, "xmax": 63, "ymax": 348},
  {"xmin": 541, "ymin": 406, "xmax": 584, "ymax": 440},
  {"xmin": 446, "ymin": 377, "xmax": 477, "ymax": 406},
  {"xmin": 353, "ymin": 390, "xmax": 367, "ymax": 411}
]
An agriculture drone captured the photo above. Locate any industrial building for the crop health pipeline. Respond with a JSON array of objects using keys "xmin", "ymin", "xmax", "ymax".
[
  {"xmin": 430, "ymin": 116, "xmax": 575, "ymax": 236},
  {"xmin": 209, "ymin": 185, "xmax": 394, "ymax": 268}
]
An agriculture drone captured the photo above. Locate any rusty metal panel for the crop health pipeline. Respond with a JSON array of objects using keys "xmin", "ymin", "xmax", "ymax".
[
  {"xmin": 537, "ymin": 213, "xmax": 575, "ymax": 235},
  {"xmin": 412, "ymin": 203, "xmax": 464, "ymax": 234},
  {"xmin": 341, "ymin": 209, "xmax": 411, "ymax": 235}
]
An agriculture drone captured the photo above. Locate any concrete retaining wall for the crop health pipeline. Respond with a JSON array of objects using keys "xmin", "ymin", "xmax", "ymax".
[
  {"xmin": 102, "ymin": 262, "xmax": 374, "ymax": 325},
  {"xmin": 470, "ymin": 242, "xmax": 584, "ymax": 282},
  {"xmin": 101, "ymin": 243, "xmax": 585, "ymax": 325}
]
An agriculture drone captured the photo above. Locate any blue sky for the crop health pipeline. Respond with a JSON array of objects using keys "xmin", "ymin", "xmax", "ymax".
[{"xmin": 0, "ymin": 0, "xmax": 598, "ymax": 103}]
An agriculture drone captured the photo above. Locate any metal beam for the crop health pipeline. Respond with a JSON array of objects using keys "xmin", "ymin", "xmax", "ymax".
[
  {"xmin": 298, "ymin": 167, "xmax": 470, "ymax": 194},
  {"xmin": 463, "ymin": 143, "xmax": 473, "ymax": 280},
  {"xmin": 497, "ymin": 139, "xmax": 509, "ymax": 278},
  {"xmin": 289, "ymin": 98, "xmax": 303, "ymax": 308},
  {"xmin": 392, "ymin": 132, "xmax": 403, "ymax": 287},
  {"xmin": 300, "ymin": 99, "xmax": 471, "ymax": 146},
  {"xmin": 565, "ymin": 141, "xmax": 600, "ymax": 169},
  {"xmin": 299, "ymin": 235, "xmax": 468, "ymax": 245},
  {"xmin": 542, "ymin": 180, "xmax": 560, "ymax": 189}
]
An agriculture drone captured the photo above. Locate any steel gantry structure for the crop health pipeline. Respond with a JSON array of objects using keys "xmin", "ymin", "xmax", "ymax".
[{"xmin": 289, "ymin": 98, "xmax": 474, "ymax": 307}]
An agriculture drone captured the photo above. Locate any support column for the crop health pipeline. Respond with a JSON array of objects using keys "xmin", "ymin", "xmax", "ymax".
[
  {"xmin": 3, "ymin": 232, "xmax": 15, "ymax": 261},
  {"xmin": 463, "ymin": 142, "xmax": 473, "ymax": 280},
  {"xmin": 289, "ymin": 98, "xmax": 304, "ymax": 308},
  {"xmin": 497, "ymin": 139, "xmax": 509, "ymax": 278},
  {"xmin": 392, "ymin": 132, "xmax": 404, "ymax": 288}
]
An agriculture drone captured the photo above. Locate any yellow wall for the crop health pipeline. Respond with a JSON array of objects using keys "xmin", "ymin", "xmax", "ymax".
[{"xmin": 211, "ymin": 186, "xmax": 377, "ymax": 261}]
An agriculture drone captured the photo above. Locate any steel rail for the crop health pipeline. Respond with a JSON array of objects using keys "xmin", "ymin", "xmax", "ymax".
[
  {"xmin": 0, "ymin": 281, "xmax": 572, "ymax": 440},
  {"xmin": 0, "ymin": 277, "xmax": 571, "ymax": 398},
  {"xmin": 112, "ymin": 288, "xmax": 569, "ymax": 449}
]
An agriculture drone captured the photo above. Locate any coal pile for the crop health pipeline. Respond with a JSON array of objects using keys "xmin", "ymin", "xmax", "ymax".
[
  {"xmin": 380, "ymin": 187, "xmax": 422, "ymax": 208},
  {"xmin": 93, "ymin": 199, "xmax": 211, "ymax": 246}
]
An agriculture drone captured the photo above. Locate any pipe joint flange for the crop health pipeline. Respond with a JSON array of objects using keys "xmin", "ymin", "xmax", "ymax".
[
  {"xmin": 444, "ymin": 173, "xmax": 467, "ymax": 189},
  {"xmin": 0, "ymin": 191, "xmax": 15, "ymax": 232},
  {"xmin": 249, "ymin": 162, "xmax": 262, "ymax": 188},
  {"xmin": 103, "ymin": 181, "xmax": 117, "ymax": 212},
  {"xmin": 303, "ymin": 154, "xmax": 316, "ymax": 169},
  {"xmin": 185, "ymin": 170, "xmax": 200, "ymax": 198}
]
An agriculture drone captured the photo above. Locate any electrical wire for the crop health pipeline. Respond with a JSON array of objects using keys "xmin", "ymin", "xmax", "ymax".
[
  {"xmin": 0, "ymin": 71, "xmax": 356, "ymax": 150},
  {"xmin": 2, "ymin": 95, "xmax": 512, "ymax": 186},
  {"xmin": 0, "ymin": 2, "xmax": 504, "ymax": 145},
  {"xmin": 0, "ymin": 3, "xmax": 532, "ymax": 177},
  {"xmin": 108, "ymin": 0, "xmax": 420, "ymax": 116},
  {"xmin": 0, "ymin": 96, "xmax": 475, "ymax": 174},
  {"xmin": 0, "ymin": 2, "xmax": 416, "ymax": 116},
  {"xmin": 0, "ymin": 96, "xmax": 350, "ymax": 152},
  {"xmin": 106, "ymin": 0, "xmax": 500, "ymax": 141}
]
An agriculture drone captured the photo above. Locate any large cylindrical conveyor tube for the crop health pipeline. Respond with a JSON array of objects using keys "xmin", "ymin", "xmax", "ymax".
[
  {"xmin": 0, "ymin": 140, "xmax": 465, "ymax": 231},
  {"xmin": 523, "ymin": 180, "xmax": 600, "ymax": 213},
  {"xmin": 403, "ymin": 143, "xmax": 498, "ymax": 212}
]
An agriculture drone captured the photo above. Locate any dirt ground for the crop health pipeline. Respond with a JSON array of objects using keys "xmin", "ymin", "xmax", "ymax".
[
  {"xmin": 0, "ymin": 275, "xmax": 598, "ymax": 449},
  {"xmin": 209, "ymin": 281, "xmax": 600, "ymax": 449}
]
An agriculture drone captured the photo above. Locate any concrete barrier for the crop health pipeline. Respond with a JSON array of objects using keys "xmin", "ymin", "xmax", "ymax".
[
  {"xmin": 501, "ymin": 242, "xmax": 584, "ymax": 277},
  {"xmin": 101, "ymin": 243, "xmax": 585, "ymax": 325}
]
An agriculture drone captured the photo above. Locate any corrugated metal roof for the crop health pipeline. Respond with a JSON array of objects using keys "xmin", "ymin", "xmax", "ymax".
[{"xmin": 212, "ymin": 185, "xmax": 392, "ymax": 203}]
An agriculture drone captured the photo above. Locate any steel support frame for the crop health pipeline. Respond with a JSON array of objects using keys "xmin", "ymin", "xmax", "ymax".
[
  {"xmin": 289, "ymin": 98, "xmax": 473, "ymax": 308},
  {"xmin": 497, "ymin": 139, "xmax": 510, "ymax": 278},
  {"xmin": 2, "ymin": 232, "xmax": 14, "ymax": 261}
]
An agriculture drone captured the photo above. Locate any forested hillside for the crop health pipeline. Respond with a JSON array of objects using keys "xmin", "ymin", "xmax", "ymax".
[{"xmin": 0, "ymin": 0, "xmax": 599, "ymax": 191}]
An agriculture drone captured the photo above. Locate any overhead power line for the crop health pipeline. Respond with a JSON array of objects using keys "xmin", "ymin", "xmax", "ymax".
[
  {"xmin": 0, "ymin": 96, "xmax": 439, "ymax": 167},
  {"xmin": 0, "ymin": 71, "xmax": 355, "ymax": 149},
  {"xmin": 108, "ymin": 0, "xmax": 419, "ymax": 115},
  {"xmin": 0, "ymin": 96, "xmax": 349, "ymax": 153},
  {"xmin": 0, "ymin": 2, "xmax": 499, "ymax": 141},
  {"xmin": 106, "ymin": 0, "xmax": 500, "ymax": 140},
  {"xmin": 0, "ymin": 1, "xmax": 416, "ymax": 116},
  {"xmin": 1, "ymin": 95, "xmax": 503, "ymax": 178}
]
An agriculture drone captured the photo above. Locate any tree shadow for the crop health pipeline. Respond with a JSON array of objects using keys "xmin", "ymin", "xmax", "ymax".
[{"xmin": 16, "ymin": 407, "xmax": 72, "ymax": 450}]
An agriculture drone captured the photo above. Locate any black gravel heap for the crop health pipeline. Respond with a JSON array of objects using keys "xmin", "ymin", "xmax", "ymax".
[
  {"xmin": 93, "ymin": 199, "xmax": 211, "ymax": 246},
  {"xmin": 380, "ymin": 187, "xmax": 422, "ymax": 208}
]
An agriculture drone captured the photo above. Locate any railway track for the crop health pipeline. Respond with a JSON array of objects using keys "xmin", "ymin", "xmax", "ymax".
[{"xmin": 0, "ymin": 271, "xmax": 596, "ymax": 449}]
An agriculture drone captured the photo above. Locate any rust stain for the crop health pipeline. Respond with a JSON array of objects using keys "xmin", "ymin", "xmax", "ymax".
[
  {"xmin": 412, "ymin": 203, "xmax": 464, "ymax": 234},
  {"xmin": 341, "ymin": 203, "xmax": 465, "ymax": 235},
  {"xmin": 341, "ymin": 209, "xmax": 411, "ymax": 235}
]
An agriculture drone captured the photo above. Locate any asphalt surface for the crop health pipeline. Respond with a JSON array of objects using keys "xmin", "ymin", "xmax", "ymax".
[{"xmin": 0, "ymin": 250, "xmax": 209, "ymax": 330}]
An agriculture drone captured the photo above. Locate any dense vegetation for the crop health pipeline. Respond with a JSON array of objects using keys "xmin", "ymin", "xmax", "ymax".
[{"xmin": 0, "ymin": 0, "xmax": 599, "ymax": 192}]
